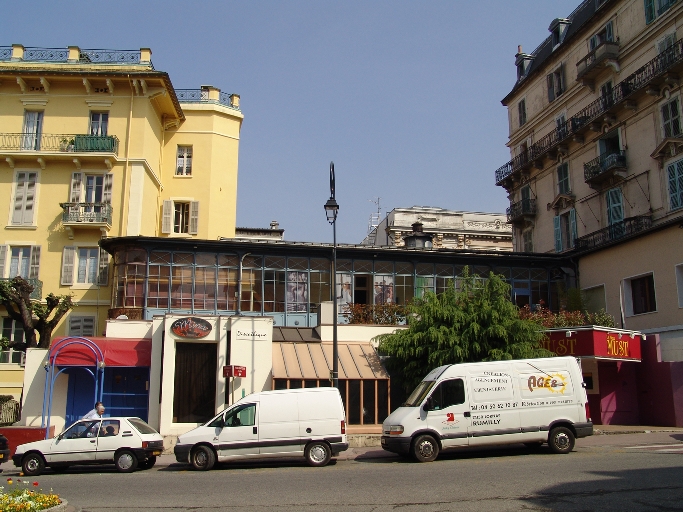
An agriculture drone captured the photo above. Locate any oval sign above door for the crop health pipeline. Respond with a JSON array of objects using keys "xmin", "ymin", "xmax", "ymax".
[{"xmin": 170, "ymin": 317, "xmax": 213, "ymax": 339}]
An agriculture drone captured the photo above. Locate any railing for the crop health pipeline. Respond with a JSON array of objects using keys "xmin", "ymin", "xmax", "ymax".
[
  {"xmin": 176, "ymin": 89, "xmax": 241, "ymax": 110},
  {"xmin": 584, "ymin": 151, "xmax": 627, "ymax": 182},
  {"xmin": 0, "ymin": 277, "xmax": 42, "ymax": 300},
  {"xmin": 574, "ymin": 214, "xmax": 652, "ymax": 251},
  {"xmin": 0, "ymin": 133, "xmax": 119, "ymax": 155},
  {"xmin": 576, "ymin": 41, "xmax": 620, "ymax": 79},
  {"xmin": 495, "ymin": 39, "xmax": 683, "ymax": 186},
  {"xmin": 506, "ymin": 198, "xmax": 537, "ymax": 223},
  {"xmin": 0, "ymin": 47, "xmax": 152, "ymax": 68},
  {"xmin": 61, "ymin": 202, "xmax": 113, "ymax": 225}
]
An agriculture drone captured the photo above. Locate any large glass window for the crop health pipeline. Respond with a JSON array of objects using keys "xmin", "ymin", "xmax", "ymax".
[
  {"xmin": 264, "ymin": 270, "xmax": 286, "ymax": 313},
  {"xmin": 170, "ymin": 253, "xmax": 193, "ymax": 310},
  {"xmin": 217, "ymin": 254, "xmax": 238, "ymax": 311},
  {"xmin": 241, "ymin": 256, "xmax": 263, "ymax": 312},
  {"xmin": 148, "ymin": 251, "xmax": 170, "ymax": 309},
  {"xmin": 194, "ymin": 254, "xmax": 217, "ymax": 311},
  {"xmin": 113, "ymin": 249, "xmax": 146, "ymax": 308},
  {"xmin": 429, "ymin": 379, "xmax": 465, "ymax": 410}
]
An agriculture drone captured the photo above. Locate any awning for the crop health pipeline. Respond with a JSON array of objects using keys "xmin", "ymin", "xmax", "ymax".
[
  {"xmin": 50, "ymin": 337, "xmax": 152, "ymax": 367},
  {"xmin": 272, "ymin": 342, "xmax": 389, "ymax": 380}
]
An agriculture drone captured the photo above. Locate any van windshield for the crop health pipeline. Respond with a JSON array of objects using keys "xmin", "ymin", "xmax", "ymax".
[{"xmin": 403, "ymin": 381, "xmax": 436, "ymax": 407}]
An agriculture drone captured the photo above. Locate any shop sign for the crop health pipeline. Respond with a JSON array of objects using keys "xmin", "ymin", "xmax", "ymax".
[
  {"xmin": 171, "ymin": 317, "xmax": 212, "ymax": 339},
  {"xmin": 543, "ymin": 329, "xmax": 641, "ymax": 361},
  {"xmin": 223, "ymin": 365, "xmax": 247, "ymax": 378}
]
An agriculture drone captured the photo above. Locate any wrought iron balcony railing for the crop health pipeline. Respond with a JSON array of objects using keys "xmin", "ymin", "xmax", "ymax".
[
  {"xmin": 61, "ymin": 203, "xmax": 113, "ymax": 225},
  {"xmin": 0, "ymin": 133, "xmax": 119, "ymax": 155},
  {"xmin": 574, "ymin": 214, "xmax": 652, "ymax": 251},
  {"xmin": 0, "ymin": 277, "xmax": 42, "ymax": 300},
  {"xmin": 0, "ymin": 47, "xmax": 152, "ymax": 68},
  {"xmin": 577, "ymin": 41, "xmax": 620, "ymax": 81},
  {"xmin": 495, "ymin": 39, "xmax": 683, "ymax": 186},
  {"xmin": 506, "ymin": 198, "xmax": 537, "ymax": 223},
  {"xmin": 584, "ymin": 151, "xmax": 627, "ymax": 182},
  {"xmin": 176, "ymin": 89, "xmax": 241, "ymax": 111}
]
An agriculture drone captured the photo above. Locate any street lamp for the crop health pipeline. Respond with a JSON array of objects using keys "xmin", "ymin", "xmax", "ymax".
[{"xmin": 324, "ymin": 162, "xmax": 339, "ymax": 388}]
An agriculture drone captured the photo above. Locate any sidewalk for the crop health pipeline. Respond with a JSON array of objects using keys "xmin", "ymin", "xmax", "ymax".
[{"xmin": 593, "ymin": 424, "xmax": 683, "ymax": 435}]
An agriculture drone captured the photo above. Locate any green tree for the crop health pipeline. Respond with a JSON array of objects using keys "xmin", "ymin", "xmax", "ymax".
[
  {"xmin": 376, "ymin": 268, "xmax": 552, "ymax": 390},
  {"xmin": 0, "ymin": 276, "xmax": 74, "ymax": 349}
]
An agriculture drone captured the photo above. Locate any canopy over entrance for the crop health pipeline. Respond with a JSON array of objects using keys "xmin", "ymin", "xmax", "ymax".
[{"xmin": 50, "ymin": 337, "xmax": 152, "ymax": 367}]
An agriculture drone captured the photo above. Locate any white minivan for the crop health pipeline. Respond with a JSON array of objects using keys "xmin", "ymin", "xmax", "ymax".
[
  {"xmin": 382, "ymin": 357, "xmax": 593, "ymax": 462},
  {"xmin": 175, "ymin": 387, "xmax": 348, "ymax": 470}
]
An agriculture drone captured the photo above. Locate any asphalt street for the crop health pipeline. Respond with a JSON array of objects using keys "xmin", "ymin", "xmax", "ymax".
[{"xmin": 5, "ymin": 432, "xmax": 683, "ymax": 512}]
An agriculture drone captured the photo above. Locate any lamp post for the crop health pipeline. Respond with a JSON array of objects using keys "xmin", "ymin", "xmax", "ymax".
[{"xmin": 324, "ymin": 162, "xmax": 339, "ymax": 388}]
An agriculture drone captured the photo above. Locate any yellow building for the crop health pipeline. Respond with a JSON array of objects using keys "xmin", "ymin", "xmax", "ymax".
[{"xmin": 0, "ymin": 45, "xmax": 242, "ymax": 394}]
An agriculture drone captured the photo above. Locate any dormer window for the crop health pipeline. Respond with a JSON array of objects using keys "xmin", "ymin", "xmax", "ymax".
[
  {"xmin": 549, "ymin": 18, "xmax": 571, "ymax": 50},
  {"xmin": 515, "ymin": 48, "xmax": 535, "ymax": 81}
]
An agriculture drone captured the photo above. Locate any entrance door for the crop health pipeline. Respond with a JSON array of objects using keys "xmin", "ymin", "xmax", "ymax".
[
  {"xmin": 102, "ymin": 367, "xmax": 150, "ymax": 421},
  {"xmin": 173, "ymin": 342, "xmax": 217, "ymax": 423},
  {"xmin": 218, "ymin": 403, "xmax": 259, "ymax": 458},
  {"xmin": 426, "ymin": 378, "xmax": 470, "ymax": 448},
  {"xmin": 64, "ymin": 367, "xmax": 97, "ymax": 427}
]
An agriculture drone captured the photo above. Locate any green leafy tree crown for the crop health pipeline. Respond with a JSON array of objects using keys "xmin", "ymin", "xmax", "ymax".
[{"xmin": 375, "ymin": 267, "xmax": 552, "ymax": 391}]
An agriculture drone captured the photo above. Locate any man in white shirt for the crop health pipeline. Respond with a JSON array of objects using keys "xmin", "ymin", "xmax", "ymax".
[{"xmin": 82, "ymin": 401, "xmax": 105, "ymax": 419}]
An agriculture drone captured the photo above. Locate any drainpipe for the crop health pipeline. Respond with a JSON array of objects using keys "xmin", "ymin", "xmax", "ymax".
[
  {"xmin": 236, "ymin": 253, "xmax": 250, "ymax": 315},
  {"xmin": 119, "ymin": 76, "xmax": 135, "ymax": 236}
]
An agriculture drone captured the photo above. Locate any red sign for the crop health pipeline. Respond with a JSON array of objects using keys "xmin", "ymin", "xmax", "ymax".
[
  {"xmin": 544, "ymin": 328, "xmax": 641, "ymax": 361},
  {"xmin": 171, "ymin": 317, "xmax": 212, "ymax": 339},
  {"xmin": 223, "ymin": 365, "xmax": 247, "ymax": 378}
]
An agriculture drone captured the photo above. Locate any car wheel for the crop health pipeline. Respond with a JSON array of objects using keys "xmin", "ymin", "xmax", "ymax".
[
  {"xmin": 22, "ymin": 453, "xmax": 45, "ymax": 476},
  {"xmin": 115, "ymin": 450, "xmax": 138, "ymax": 473},
  {"xmin": 305, "ymin": 442, "xmax": 331, "ymax": 467},
  {"xmin": 191, "ymin": 445, "xmax": 215, "ymax": 471},
  {"xmin": 139, "ymin": 456, "xmax": 156, "ymax": 470},
  {"xmin": 548, "ymin": 426, "xmax": 575, "ymax": 454},
  {"xmin": 412, "ymin": 434, "xmax": 439, "ymax": 463}
]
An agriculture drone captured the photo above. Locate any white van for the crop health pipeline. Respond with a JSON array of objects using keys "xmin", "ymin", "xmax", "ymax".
[
  {"xmin": 381, "ymin": 357, "xmax": 593, "ymax": 462},
  {"xmin": 175, "ymin": 387, "xmax": 348, "ymax": 470}
]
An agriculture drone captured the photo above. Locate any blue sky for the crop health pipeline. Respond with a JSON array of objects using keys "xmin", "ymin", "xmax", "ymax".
[{"xmin": 6, "ymin": 0, "xmax": 580, "ymax": 243}]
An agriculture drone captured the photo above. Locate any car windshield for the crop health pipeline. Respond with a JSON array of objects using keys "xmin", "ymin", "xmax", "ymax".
[
  {"xmin": 128, "ymin": 418, "xmax": 158, "ymax": 435},
  {"xmin": 403, "ymin": 381, "xmax": 436, "ymax": 407}
]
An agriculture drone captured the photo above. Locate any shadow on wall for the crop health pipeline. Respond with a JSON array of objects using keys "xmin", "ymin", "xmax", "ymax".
[{"xmin": 520, "ymin": 466, "xmax": 683, "ymax": 510}]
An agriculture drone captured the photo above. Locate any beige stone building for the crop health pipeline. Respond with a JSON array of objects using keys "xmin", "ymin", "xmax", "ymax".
[
  {"xmin": 0, "ymin": 45, "xmax": 243, "ymax": 397},
  {"xmin": 496, "ymin": 0, "xmax": 683, "ymax": 359},
  {"xmin": 361, "ymin": 206, "xmax": 512, "ymax": 251}
]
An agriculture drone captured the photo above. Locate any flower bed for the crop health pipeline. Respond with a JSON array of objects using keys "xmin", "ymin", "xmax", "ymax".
[{"xmin": 0, "ymin": 478, "xmax": 60, "ymax": 511}]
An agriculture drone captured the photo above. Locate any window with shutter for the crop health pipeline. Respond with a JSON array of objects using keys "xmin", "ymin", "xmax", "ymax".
[
  {"xmin": 189, "ymin": 201, "xmax": 200, "ymax": 235},
  {"xmin": 645, "ymin": 0, "xmax": 656, "ymax": 23},
  {"xmin": 667, "ymin": 158, "xmax": 683, "ymax": 210},
  {"xmin": 98, "ymin": 248, "xmax": 110, "ymax": 286},
  {"xmin": 103, "ymin": 173, "xmax": 113, "ymax": 204},
  {"xmin": 69, "ymin": 316, "xmax": 96, "ymax": 337},
  {"xmin": 661, "ymin": 98, "xmax": 681, "ymax": 138},
  {"xmin": 553, "ymin": 216, "xmax": 562, "ymax": 252},
  {"xmin": 547, "ymin": 74, "xmax": 555, "ymax": 102},
  {"xmin": 557, "ymin": 163, "xmax": 570, "ymax": 195},
  {"xmin": 174, "ymin": 202, "xmax": 190, "ymax": 233},
  {"xmin": 29, "ymin": 246, "xmax": 40, "ymax": 279},
  {"xmin": 61, "ymin": 246, "xmax": 76, "ymax": 286},
  {"xmin": 21, "ymin": 111, "xmax": 43, "ymax": 150},
  {"xmin": 569, "ymin": 209, "xmax": 578, "ymax": 248},
  {"xmin": 12, "ymin": 172, "xmax": 37, "ymax": 226},
  {"xmin": 518, "ymin": 99, "xmax": 527, "ymax": 127},
  {"xmin": 0, "ymin": 246, "xmax": 7, "ymax": 278}
]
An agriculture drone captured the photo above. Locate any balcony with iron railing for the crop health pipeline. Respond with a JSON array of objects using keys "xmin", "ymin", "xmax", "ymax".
[
  {"xmin": 0, "ymin": 278, "xmax": 42, "ymax": 300},
  {"xmin": 0, "ymin": 45, "xmax": 153, "ymax": 68},
  {"xmin": 574, "ymin": 214, "xmax": 652, "ymax": 251},
  {"xmin": 506, "ymin": 198, "xmax": 537, "ymax": 225},
  {"xmin": 0, "ymin": 133, "xmax": 119, "ymax": 156},
  {"xmin": 584, "ymin": 151, "xmax": 627, "ymax": 185},
  {"xmin": 60, "ymin": 203, "xmax": 113, "ymax": 238},
  {"xmin": 495, "ymin": 39, "xmax": 683, "ymax": 187},
  {"xmin": 577, "ymin": 41, "xmax": 620, "ymax": 82},
  {"xmin": 176, "ymin": 88, "xmax": 241, "ymax": 111}
]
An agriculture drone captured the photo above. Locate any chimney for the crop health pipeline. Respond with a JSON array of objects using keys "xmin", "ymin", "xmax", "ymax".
[{"xmin": 270, "ymin": 220, "xmax": 279, "ymax": 230}]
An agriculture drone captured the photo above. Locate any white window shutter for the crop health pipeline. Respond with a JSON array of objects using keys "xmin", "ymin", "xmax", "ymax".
[
  {"xmin": 189, "ymin": 201, "xmax": 200, "ymax": 235},
  {"xmin": 70, "ymin": 172, "xmax": 82, "ymax": 202},
  {"xmin": 61, "ymin": 246, "xmax": 76, "ymax": 286},
  {"xmin": 0, "ymin": 245, "xmax": 7, "ymax": 278},
  {"xmin": 82, "ymin": 317, "xmax": 95, "ymax": 336},
  {"xmin": 103, "ymin": 173, "xmax": 113, "ymax": 204},
  {"xmin": 29, "ymin": 245, "xmax": 40, "ymax": 279},
  {"xmin": 553, "ymin": 216, "xmax": 562, "ymax": 252},
  {"xmin": 162, "ymin": 200, "xmax": 172, "ymax": 234},
  {"xmin": 23, "ymin": 173, "xmax": 36, "ymax": 225},
  {"xmin": 69, "ymin": 316, "xmax": 82, "ymax": 336},
  {"xmin": 98, "ymin": 247, "xmax": 110, "ymax": 286},
  {"xmin": 12, "ymin": 172, "xmax": 26, "ymax": 225}
]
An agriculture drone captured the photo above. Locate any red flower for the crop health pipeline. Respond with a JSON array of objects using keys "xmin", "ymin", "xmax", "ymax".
[{"xmin": 33, "ymin": 481, "xmax": 39, "ymax": 487}]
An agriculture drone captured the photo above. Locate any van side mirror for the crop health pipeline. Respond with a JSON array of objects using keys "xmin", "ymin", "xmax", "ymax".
[{"xmin": 422, "ymin": 397, "xmax": 433, "ymax": 412}]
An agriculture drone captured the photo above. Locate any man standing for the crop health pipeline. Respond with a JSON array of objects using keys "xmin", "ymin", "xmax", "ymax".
[{"xmin": 82, "ymin": 402, "xmax": 105, "ymax": 419}]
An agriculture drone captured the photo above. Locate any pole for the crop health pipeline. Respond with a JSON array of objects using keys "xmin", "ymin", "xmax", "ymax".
[
  {"xmin": 231, "ymin": 375, "xmax": 235, "ymax": 406},
  {"xmin": 332, "ymin": 217, "xmax": 338, "ymax": 388}
]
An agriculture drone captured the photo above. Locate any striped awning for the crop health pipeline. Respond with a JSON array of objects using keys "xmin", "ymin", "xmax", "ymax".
[{"xmin": 272, "ymin": 342, "xmax": 389, "ymax": 380}]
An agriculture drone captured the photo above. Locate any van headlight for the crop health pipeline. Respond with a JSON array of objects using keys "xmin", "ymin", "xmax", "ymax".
[{"xmin": 385, "ymin": 425, "xmax": 404, "ymax": 435}]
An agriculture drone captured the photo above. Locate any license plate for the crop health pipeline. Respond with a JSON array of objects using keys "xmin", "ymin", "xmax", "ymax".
[{"xmin": 152, "ymin": 450, "xmax": 162, "ymax": 456}]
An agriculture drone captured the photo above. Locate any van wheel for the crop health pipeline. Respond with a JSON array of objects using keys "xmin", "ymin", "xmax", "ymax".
[
  {"xmin": 115, "ymin": 450, "xmax": 138, "ymax": 472},
  {"xmin": 22, "ymin": 453, "xmax": 45, "ymax": 476},
  {"xmin": 305, "ymin": 442, "xmax": 331, "ymax": 467},
  {"xmin": 412, "ymin": 434, "xmax": 439, "ymax": 462},
  {"xmin": 191, "ymin": 445, "xmax": 215, "ymax": 471},
  {"xmin": 548, "ymin": 427, "xmax": 575, "ymax": 454}
]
